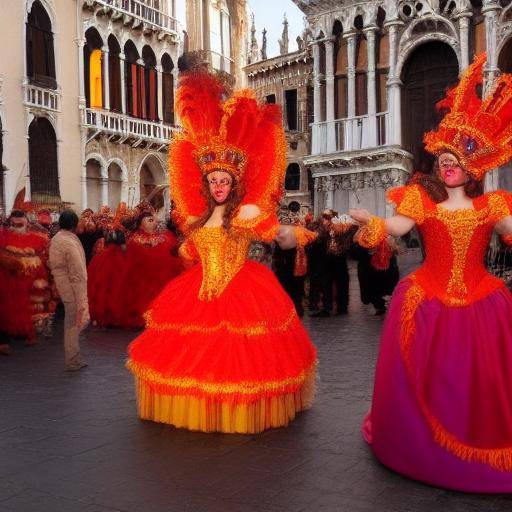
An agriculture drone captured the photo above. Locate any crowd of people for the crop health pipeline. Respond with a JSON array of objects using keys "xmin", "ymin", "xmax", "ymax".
[
  {"xmin": 0, "ymin": 199, "xmax": 399, "ymax": 359},
  {"xmin": 272, "ymin": 207, "xmax": 401, "ymax": 318},
  {"xmin": 0, "ymin": 200, "xmax": 184, "ymax": 366}
]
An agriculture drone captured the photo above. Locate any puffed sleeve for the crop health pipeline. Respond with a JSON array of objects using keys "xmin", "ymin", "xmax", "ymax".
[
  {"xmin": 386, "ymin": 184, "xmax": 426, "ymax": 225},
  {"xmin": 487, "ymin": 190, "xmax": 512, "ymax": 224},
  {"xmin": 232, "ymin": 211, "xmax": 280, "ymax": 243}
]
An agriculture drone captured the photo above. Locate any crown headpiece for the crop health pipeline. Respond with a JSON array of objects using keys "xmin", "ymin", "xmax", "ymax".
[
  {"xmin": 424, "ymin": 53, "xmax": 512, "ymax": 181},
  {"xmin": 169, "ymin": 72, "xmax": 286, "ymax": 229}
]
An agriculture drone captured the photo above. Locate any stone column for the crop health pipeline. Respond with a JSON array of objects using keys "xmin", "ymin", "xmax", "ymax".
[
  {"xmin": 325, "ymin": 38, "xmax": 336, "ymax": 152},
  {"xmin": 385, "ymin": 20, "xmax": 402, "ymax": 146},
  {"xmin": 458, "ymin": 12, "xmax": 472, "ymax": 71},
  {"xmin": 157, "ymin": 65, "xmax": 163, "ymax": 122},
  {"xmin": 482, "ymin": 1, "xmax": 501, "ymax": 191},
  {"xmin": 325, "ymin": 176, "xmax": 334, "ymax": 209},
  {"xmin": 345, "ymin": 32, "xmax": 357, "ymax": 119},
  {"xmin": 364, "ymin": 26, "xmax": 378, "ymax": 146},
  {"xmin": 312, "ymin": 41, "xmax": 322, "ymax": 123},
  {"xmin": 101, "ymin": 175, "xmax": 109, "ymax": 207},
  {"xmin": 102, "ymin": 46, "xmax": 110, "ymax": 110},
  {"xmin": 119, "ymin": 53, "xmax": 127, "ymax": 114},
  {"xmin": 312, "ymin": 41, "xmax": 322, "ymax": 154},
  {"xmin": 77, "ymin": 39, "xmax": 86, "ymax": 108},
  {"xmin": 482, "ymin": 2, "xmax": 501, "ymax": 84}
]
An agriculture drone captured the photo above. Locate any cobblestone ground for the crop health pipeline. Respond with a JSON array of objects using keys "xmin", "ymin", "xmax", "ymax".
[{"xmin": 1, "ymin": 250, "xmax": 512, "ymax": 512}]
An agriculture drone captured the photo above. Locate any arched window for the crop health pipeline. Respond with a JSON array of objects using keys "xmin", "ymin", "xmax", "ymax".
[
  {"xmin": 84, "ymin": 28, "xmax": 104, "ymax": 109},
  {"xmin": 142, "ymin": 46, "xmax": 158, "ymax": 121},
  {"xmin": 28, "ymin": 117, "xmax": 60, "ymax": 203},
  {"xmin": 107, "ymin": 162, "xmax": 123, "ymax": 208},
  {"xmin": 285, "ymin": 163, "xmax": 301, "ymax": 191},
  {"xmin": 124, "ymin": 40, "xmax": 140, "ymax": 117},
  {"xmin": 161, "ymin": 53, "xmax": 174, "ymax": 125},
  {"xmin": 140, "ymin": 163, "xmax": 156, "ymax": 199},
  {"xmin": 108, "ymin": 35, "xmax": 122, "ymax": 112},
  {"xmin": 209, "ymin": 0, "xmax": 231, "ymax": 72},
  {"xmin": 86, "ymin": 159, "xmax": 102, "ymax": 211},
  {"xmin": 26, "ymin": 0, "xmax": 56, "ymax": 89}
]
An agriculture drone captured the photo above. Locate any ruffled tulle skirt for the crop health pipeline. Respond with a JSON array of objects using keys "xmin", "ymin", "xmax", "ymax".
[
  {"xmin": 364, "ymin": 279, "xmax": 512, "ymax": 492},
  {"xmin": 127, "ymin": 261, "xmax": 317, "ymax": 433}
]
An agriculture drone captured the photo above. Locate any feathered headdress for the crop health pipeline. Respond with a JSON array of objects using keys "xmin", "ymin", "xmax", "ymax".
[
  {"xmin": 424, "ymin": 53, "xmax": 512, "ymax": 181},
  {"xmin": 169, "ymin": 72, "xmax": 286, "ymax": 229}
]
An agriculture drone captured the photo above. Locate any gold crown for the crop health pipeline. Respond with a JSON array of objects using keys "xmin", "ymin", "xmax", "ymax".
[{"xmin": 194, "ymin": 142, "xmax": 247, "ymax": 179}]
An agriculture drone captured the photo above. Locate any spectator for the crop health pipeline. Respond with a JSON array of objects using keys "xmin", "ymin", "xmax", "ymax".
[{"xmin": 49, "ymin": 210, "xmax": 89, "ymax": 371}]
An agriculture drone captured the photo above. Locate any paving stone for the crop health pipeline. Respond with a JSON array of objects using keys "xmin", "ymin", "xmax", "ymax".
[{"xmin": 2, "ymin": 254, "xmax": 511, "ymax": 511}]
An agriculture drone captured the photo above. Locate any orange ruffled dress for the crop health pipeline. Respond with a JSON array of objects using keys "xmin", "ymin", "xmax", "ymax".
[{"xmin": 127, "ymin": 214, "xmax": 317, "ymax": 433}]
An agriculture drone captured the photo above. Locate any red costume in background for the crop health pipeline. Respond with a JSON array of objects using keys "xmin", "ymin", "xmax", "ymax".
[
  {"xmin": 116, "ymin": 229, "xmax": 181, "ymax": 328},
  {"xmin": 0, "ymin": 228, "xmax": 53, "ymax": 341},
  {"xmin": 88, "ymin": 203, "xmax": 182, "ymax": 328}
]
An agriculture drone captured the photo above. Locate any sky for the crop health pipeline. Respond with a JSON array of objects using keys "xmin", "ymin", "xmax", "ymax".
[{"xmin": 248, "ymin": 0, "xmax": 305, "ymax": 58}]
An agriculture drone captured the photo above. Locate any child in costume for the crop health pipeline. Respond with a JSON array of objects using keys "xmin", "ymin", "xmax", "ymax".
[
  {"xmin": 351, "ymin": 54, "xmax": 512, "ymax": 492},
  {"xmin": 126, "ymin": 72, "xmax": 318, "ymax": 434}
]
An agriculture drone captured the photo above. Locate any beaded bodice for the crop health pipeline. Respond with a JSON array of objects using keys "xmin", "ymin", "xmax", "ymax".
[
  {"xmin": 389, "ymin": 185, "xmax": 512, "ymax": 306},
  {"xmin": 189, "ymin": 226, "xmax": 253, "ymax": 301}
]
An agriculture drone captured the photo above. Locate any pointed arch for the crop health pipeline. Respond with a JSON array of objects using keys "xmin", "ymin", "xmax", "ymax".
[{"xmin": 26, "ymin": 0, "xmax": 56, "ymax": 89}]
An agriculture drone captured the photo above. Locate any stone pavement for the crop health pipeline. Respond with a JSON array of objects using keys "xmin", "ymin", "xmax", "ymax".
[{"xmin": 1, "ymin": 252, "xmax": 512, "ymax": 512}]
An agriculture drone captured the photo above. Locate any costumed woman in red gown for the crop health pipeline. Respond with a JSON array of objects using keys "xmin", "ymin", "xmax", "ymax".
[
  {"xmin": 350, "ymin": 54, "xmax": 512, "ymax": 492},
  {"xmin": 87, "ymin": 204, "xmax": 128, "ymax": 328},
  {"xmin": 116, "ymin": 201, "xmax": 182, "ymax": 328},
  {"xmin": 126, "ymin": 72, "xmax": 318, "ymax": 434}
]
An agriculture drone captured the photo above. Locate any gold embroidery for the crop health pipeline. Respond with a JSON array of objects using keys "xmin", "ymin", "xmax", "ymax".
[
  {"xmin": 144, "ymin": 308, "xmax": 298, "ymax": 336},
  {"xmin": 127, "ymin": 359, "xmax": 318, "ymax": 396},
  {"xmin": 432, "ymin": 206, "xmax": 487, "ymax": 301},
  {"xmin": 356, "ymin": 216, "xmax": 387, "ymax": 249},
  {"xmin": 189, "ymin": 226, "xmax": 252, "ymax": 300}
]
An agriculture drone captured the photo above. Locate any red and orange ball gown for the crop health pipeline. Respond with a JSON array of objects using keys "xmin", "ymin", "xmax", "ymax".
[
  {"xmin": 361, "ymin": 54, "xmax": 512, "ymax": 492},
  {"xmin": 127, "ymin": 213, "xmax": 317, "ymax": 433},
  {"xmin": 126, "ymin": 71, "xmax": 317, "ymax": 433}
]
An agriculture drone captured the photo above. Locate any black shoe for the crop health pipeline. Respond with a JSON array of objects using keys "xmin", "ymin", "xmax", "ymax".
[
  {"xmin": 375, "ymin": 308, "xmax": 386, "ymax": 316},
  {"xmin": 311, "ymin": 310, "xmax": 330, "ymax": 318}
]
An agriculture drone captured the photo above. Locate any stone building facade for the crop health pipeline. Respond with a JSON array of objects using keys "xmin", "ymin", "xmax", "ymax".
[
  {"xmin": 245, "ymin": 18, "xmax": 314, "ymax": 214},
  {"xmin": 0, "ymin": 0, "xmax": 249, "ymax": 215},
  {"xmin": 292, "ymin": 0, "xmax": 512, "ymax": 217}
]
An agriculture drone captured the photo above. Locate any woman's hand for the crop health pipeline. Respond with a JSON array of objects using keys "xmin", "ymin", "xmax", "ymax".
[{"xmin": 349, "ymin": 208, "xmax": 372, "ymax": 225}]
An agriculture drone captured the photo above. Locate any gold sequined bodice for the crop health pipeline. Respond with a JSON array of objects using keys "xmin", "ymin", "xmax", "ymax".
[
  {"xmin": 414, "ymin": 199, "xmax": 505, "ymax": 305},
  {"xmin": 189, "ymin": 226, "xmax": 252, "ymax": 301}
]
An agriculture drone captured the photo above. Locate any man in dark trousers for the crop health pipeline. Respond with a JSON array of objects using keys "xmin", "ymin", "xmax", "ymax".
[{"xmin": 311, "ymin": 209, "xmax": 356, "ymax": 317}]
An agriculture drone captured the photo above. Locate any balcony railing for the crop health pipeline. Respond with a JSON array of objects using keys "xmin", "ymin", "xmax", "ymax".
[
  {"xmin": 92, "ymin": 0, "xmax": 178, "ymax": 34},
  {"xmin": 311, "ymin": 112, "xmax": 388, "ymax": 155},
  {"xmin": 24, "ymin": 83, "xmax": 60, "ymax": 112},
  {"xmin": 82, "ymin": 108, "xmax": 178, "ymax": 145}
]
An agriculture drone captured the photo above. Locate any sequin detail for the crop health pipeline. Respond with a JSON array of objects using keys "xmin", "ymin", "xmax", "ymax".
[
  {"xmin": 126, "ymin": 359, "xmax": 318, "ymax": 399},
  {"xmin": 144, "ymin": 308, "xmax": 298, "ymax": 336},
  {"xmin": 356, "ymin": 216, "xmax": 387, "ymax": 249}
]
